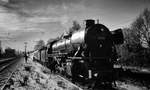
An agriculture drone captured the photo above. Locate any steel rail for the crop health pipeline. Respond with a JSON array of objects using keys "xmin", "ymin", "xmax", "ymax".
[
  {"xmin": 0, "ymin": 57, "xmax": 15, "ymax": 63},
  {"xmin": 0, "ymin": 57, "xmax": 23, "ymax": 90},
  {"xmin": 0, "ymin": 58, "xmax": 17, "ymax": 72}
]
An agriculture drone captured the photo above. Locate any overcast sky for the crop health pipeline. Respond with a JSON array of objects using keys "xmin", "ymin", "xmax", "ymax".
[{"xmin": 0, "ymin": 0, "xmax": 150, "ymax": 51}]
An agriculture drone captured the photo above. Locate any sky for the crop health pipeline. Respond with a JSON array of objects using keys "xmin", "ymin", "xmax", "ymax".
[{"xmin": 0, "ymin": 0, "xmax": 150, "ymax": 51}]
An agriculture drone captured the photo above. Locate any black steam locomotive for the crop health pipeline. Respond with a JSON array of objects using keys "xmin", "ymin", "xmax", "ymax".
[{"xmin": 33, "ymin": 19, "xmax": 124, "ymax": 87}]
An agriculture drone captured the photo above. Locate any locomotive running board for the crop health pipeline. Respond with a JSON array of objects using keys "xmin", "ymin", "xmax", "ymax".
[
  {"xmin": 47, "ymin": 53, "xmax": 67, "ymax": 57},
  {"xmin": 68, "ymin": 57, "xmax": 109, "ymax": 60}
]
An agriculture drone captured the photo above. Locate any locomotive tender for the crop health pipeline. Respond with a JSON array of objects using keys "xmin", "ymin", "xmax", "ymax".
[{"xmin": 33, "ymin": 19, "xmax": 124, "ymax": 87}]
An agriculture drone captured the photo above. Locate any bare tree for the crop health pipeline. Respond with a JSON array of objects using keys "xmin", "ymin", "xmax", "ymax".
[
  {"xmin": 123, "ymin": 27, "xmax": 142, "ymax": 52},
  {"xmin": 117, "ymin": 8, "xmax": 150, "ymax": 67},
  {"xmin": 131, "ymin": 8, "xmax": 150, "ymax": 48}
]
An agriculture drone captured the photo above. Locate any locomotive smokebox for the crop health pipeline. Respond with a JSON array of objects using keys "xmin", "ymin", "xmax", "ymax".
[{"xmin": 85, "ymin": 19, "xmax": 95, "ymax": 29}]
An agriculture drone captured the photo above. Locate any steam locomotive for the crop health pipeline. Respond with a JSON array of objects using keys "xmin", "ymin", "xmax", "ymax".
[{"xmin": 33, "ymin": 19, "xmax": 124, "ymax": 87}]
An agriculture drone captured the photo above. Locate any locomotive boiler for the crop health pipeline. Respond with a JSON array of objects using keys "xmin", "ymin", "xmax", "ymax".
[
  {"xmin": 46, "ymin": 19, "xmax": 124, "ymax": 87},
  {"xmin": 52, "ymin": 20, "xmax": 123, "ymax": 54}
]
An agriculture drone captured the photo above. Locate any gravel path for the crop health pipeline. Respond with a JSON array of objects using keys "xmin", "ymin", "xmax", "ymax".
[{"xmin": 3, "ymin": 57, "xmax": 82, "ymax": 90}]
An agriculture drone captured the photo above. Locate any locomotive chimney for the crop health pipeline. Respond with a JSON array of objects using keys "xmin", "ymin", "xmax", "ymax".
[
  {"xmin": 85, "ymin": 19, "xmax": 95, "ymax": 29},
  {"xmin": 97, "ymin": 19, "xmax": 99, "ymax": 24}
]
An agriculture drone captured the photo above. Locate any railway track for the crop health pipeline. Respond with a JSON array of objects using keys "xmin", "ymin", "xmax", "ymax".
[
  {"xmin": 0, "ymin": 57, "xmax": 24, "ymax": 90},
  {"xmin": 0, "ymin": 58, "xmax": 15, "ymax": 62},
  {"xmin": 0, "ymin": 58, "xmax": 17, "ymax": 72}
]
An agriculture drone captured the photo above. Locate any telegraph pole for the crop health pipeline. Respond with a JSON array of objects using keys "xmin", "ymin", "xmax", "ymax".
[
  {"xmin": 0, "ymin": 40, "xmax": 2, "ymax": 56},
  {"xmin": 24, "ymin": 42, "xmax": 27, "ymax": 54},
  {"xmin": 24, "ymin": 42, "xmax": 28, "ymax": 63}
]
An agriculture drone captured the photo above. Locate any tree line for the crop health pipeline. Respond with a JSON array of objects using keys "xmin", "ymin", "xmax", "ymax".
[
  {"xmin": 117, "ymin": 8, "xmax": 150, "ymax": 67},
  {"xmin": 0, "ymin": 47, "xmax": 18, "ymax": 58}
]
